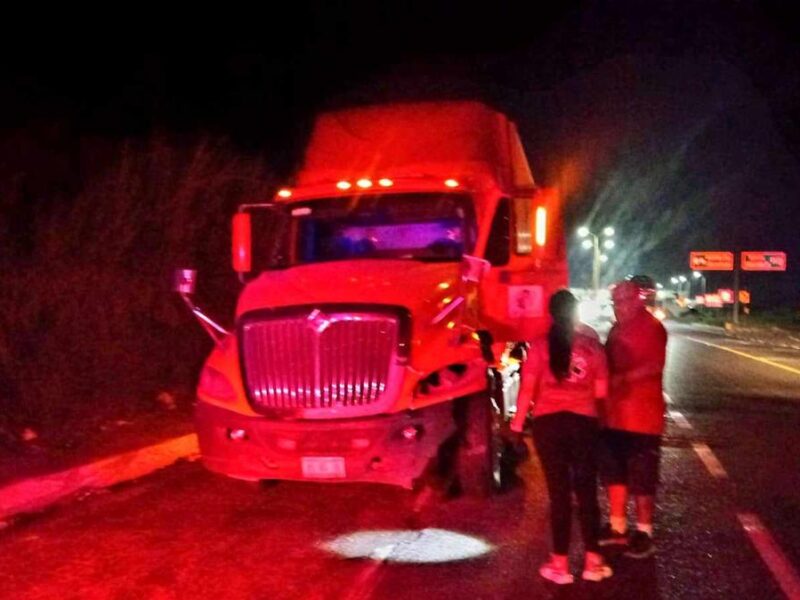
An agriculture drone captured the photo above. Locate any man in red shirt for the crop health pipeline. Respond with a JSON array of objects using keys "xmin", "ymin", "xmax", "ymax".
[{"xmin": 599, "ymin": 278, "xmax": 667, "ymax": 558}]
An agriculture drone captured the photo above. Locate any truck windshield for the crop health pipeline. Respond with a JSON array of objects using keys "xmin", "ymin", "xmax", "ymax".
[{"xmin": 287, "ymin": 192, "xmax": 476, "ymax": 265}]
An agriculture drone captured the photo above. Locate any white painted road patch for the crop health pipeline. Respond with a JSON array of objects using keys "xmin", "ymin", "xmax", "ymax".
[
  {"xmin": 322, "ymin": 528, "xmax": 493, "ymax": 564},
  {"xmin": 332, "ymin": 528, "xmax": 494, "ymax": 600}
]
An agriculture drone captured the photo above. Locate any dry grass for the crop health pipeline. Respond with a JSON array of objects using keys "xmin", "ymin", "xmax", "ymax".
[{"xmin": 0, "ymin": 134, "xmax": 273, "ymax": 443}]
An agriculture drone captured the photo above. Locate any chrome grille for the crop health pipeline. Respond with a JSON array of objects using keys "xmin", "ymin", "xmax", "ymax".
[{"xmin": 241, "ymin": 310, "xmax": 400, "ymax": 412}]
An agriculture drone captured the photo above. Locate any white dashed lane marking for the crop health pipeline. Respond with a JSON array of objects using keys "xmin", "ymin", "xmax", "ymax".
[
  {"xmin": 668, "ymin": 410, "xmax": 693, "ymax": 430},
  {"xmin": 664, "ymin": 393, "xmax": 693, "ymax": 430},
  {"xmin": 691, "ymin": 442, "xmax": 728, "ymax": 478},
  {"xmin": 739, "ymin": 513, "xmax": 800, "ymax": 600},
  {"xmin": 667, "ymin": 364, "xmax": 800, "ymax": 597}
]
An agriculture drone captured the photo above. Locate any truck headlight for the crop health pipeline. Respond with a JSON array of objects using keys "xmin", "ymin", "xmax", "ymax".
[{"xmin": 198, "ymin": 366, "xmax": 237, "ymax": 402}]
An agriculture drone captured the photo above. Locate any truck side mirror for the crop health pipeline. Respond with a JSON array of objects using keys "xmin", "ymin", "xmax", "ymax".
[
  {"xmin": 461, "ymin": 255, "xmax": 491, "ymax": 283},
  {"xmin": 172, "ymin": 269, "xmax": 197, "ymax": 295},
  {"xmin": 171, "ymin": 267, "xmax": 230, "ymax": 346},
  {"xmin": 232, "ymin": 212, "xmax": 252, "ymax": 273}
]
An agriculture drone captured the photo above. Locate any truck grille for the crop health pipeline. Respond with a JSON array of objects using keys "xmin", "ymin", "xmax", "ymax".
[{"xmin": 240, "ymin": 309, "xmax": 401, "ymax": 413}]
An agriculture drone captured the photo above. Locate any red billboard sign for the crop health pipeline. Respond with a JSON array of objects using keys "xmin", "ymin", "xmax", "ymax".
[
  {"xmin": 690, "ymin": 251, "xmax": 734, "ymax": 271},
  {"xmin": 741, "ymin": 251, "xmax": 787, "ymax": 271}
]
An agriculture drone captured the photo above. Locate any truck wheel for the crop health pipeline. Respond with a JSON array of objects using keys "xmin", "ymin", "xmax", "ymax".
[{"xmin": 456, "ymin": 385, "xmax": 504, "ymax": 497}]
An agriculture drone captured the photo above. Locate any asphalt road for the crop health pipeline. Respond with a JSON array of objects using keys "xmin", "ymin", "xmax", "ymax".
[{"xmin": 1, "ymin": 322, "xmax": 799, "ymax": 599}]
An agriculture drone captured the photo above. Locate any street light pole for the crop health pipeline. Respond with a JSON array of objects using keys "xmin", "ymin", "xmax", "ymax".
[
  {"xmin": 733, "ymin": 254, "xmax": 740, "ymax": 325},
  {"xmin": 692, "ymin": 271, "xmax": 707, "ymax": 296},
  {"xmin": 578, "ymin": 225, "xmax": 614, "ymax": 296},
  {"xmin": 591, "ymin": 233, "xmax": 601, "ymax": 293},
  {"xmin": 678, "ymin": 275, "xmax": 688, "ymax": 297}
]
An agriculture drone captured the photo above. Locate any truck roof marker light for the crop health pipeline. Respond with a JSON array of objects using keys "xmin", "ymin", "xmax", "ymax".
[
  {"xmin": 336, "ymin": 180, "xmax": 352, "ymax": 190},
  {"xmin": 356, "ymin": 178, "xmax": 373, "ymax": 189},
  {"xmin": 276, "ymin": 188, "xmax": 292, "ymax": 199},
  {"xmin": 378, "ymin": 178, "xmax": 393, "ymax": 187},
  {"xmin": 444, "ymin": 178, "xmax": 459, "ymax": 188},
  {"xmin": 446, "ymin": 321, "xmax": 457, "ymax": 330},
  {"xmin": 437, "ymin": 282, "xmax": 451, "ymax": 290},
  {"xmin": 535, "ymin": 206, "xmax": 547, "ymax": 247}
]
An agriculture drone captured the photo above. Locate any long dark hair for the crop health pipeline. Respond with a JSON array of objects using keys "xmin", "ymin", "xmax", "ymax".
[{"xmin": 547, "ymin": 290, "xmax": 578, "ymax": 382}]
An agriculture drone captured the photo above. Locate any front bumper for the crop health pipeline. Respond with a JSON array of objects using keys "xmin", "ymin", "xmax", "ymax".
[{"xmin": 195, "ymin": 401, "xmax": 456, "ymax": 489}]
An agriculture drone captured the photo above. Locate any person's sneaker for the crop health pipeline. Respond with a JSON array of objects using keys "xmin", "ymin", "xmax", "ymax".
[
  {"xmin": 598, "ymin": 523, "xmax": 629, "ymax": 546},
  {"xmin": 539, "ymin": 555, "xmax": 574, "ymax": 585},
  {"xmin": 582, "ymin": 551, "xmax": 613, "ymax": 582},
  {"xmin": 625, "ymin": 530, "xmax": 656, "ymax": 558}
]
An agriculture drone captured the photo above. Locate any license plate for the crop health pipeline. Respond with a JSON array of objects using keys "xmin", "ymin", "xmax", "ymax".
[{"xmin": 301, "ymin": 456, "xmax": 346, "ymax": 479}]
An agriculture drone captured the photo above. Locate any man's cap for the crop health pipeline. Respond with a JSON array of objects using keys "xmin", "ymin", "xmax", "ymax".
[
  {"xmin": 611, "ymin": 280, "xmax": 645, "ymax": 303},
  {"xmin": 625, "ymin": 274, "xmax": 656, "ymax": 291}
]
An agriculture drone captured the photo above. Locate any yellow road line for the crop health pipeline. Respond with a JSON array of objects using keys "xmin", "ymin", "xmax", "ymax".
[{"xmin": 687, "ymin": 337, "xmax": 800, "ymax": 376}]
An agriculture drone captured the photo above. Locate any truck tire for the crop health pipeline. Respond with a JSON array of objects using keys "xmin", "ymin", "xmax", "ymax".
[{"xmin": 456, "ymin": 380, "xmax": 504, "ymax": 497}]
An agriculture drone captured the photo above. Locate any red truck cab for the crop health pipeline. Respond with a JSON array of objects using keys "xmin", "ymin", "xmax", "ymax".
[{"xmin": 183, "ymin": 101, "xmax": 567, "ymax": 493}]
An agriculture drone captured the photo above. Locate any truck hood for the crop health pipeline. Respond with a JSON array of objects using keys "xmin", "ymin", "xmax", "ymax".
[{"xmin": 236, "ymin": 260, "xmax": 463, "ymax": 319}]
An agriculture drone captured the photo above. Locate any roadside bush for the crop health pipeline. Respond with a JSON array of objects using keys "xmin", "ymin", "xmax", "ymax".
[{"xmin": 0, "ymin": 134, "xmax": 273, "ymax": 439}]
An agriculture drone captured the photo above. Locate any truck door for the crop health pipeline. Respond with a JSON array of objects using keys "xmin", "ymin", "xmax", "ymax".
[{"xmin": 478, "ymin": 188, "xmax": 568, "ymax": 344}]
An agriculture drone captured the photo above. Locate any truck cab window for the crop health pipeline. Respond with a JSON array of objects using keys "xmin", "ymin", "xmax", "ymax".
[
  {"xmin": 485, "ymin": 198, "xmax": 510, "ymax": 266},
  {"xmin": 290, "ymin": 193, "xmax": 477, "ymax": 265},
  {"xmin": 251, "ymin": 209, "xmax": 290, "ymax": 271}
]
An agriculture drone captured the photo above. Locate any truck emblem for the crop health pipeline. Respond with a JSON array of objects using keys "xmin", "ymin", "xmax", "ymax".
[{"xmin": 306, "ymin": 309, "xmax": 332, "ymax": 334}]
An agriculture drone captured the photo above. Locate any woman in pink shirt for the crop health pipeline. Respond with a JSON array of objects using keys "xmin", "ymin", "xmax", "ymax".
[{"xmin": 511, "ymin": 290, "xmax": 612, "ymax": 585}]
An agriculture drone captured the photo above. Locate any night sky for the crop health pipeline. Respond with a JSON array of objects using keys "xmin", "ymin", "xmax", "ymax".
[{"xmin": 2, "ymin": 1, "xmax": 798, "ymax": 306}]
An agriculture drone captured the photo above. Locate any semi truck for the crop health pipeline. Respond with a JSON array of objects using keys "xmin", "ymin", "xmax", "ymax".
[{"xmin": 175, "ymin": 101, "xmax": 568, "ymax": 494}]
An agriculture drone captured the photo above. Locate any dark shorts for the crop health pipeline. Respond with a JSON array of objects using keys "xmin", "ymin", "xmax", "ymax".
[{"xmin": 600, "ymin": 429, "xmax": 662, "ymax": 496}]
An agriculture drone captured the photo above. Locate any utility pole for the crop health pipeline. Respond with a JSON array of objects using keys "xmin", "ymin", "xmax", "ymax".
[
  {"xmin": 733, "ymin": 253, "xmax": 740, "ymax": 325},
  {"xmin": 578, "ymin": 226, "xmax": 614, "ymax": 297}
]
